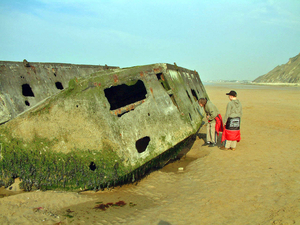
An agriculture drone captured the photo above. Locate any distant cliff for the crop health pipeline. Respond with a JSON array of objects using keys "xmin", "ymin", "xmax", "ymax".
[{"xmin": 253, "ymin": 53, "xmax": 300, "ymax": 83}]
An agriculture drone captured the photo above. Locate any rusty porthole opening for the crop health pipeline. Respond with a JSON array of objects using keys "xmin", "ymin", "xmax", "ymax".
[
  {"xmin": 22, "ymin": 84, "xmax": 35, "ymax": 97},
  {"xmin": 136, "ymin": 136, "xmax": 150, "ymax": 153},
  {"xmin": 104, "ymin": 80, "xmax": 147, "ymax": 110},
  {"xmin": 55, "ymin": 82, "xmax": 64, "ymax": 90},
  {"xmin": 89, "ymin": 162, "xmax": 97, "ymax": 171}
]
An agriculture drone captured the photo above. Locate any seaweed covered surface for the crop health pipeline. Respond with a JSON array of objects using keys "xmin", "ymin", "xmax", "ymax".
[
  {"xmin": 0, "ymin": 132, "xmax": 193, "ymax": 191},
  {"xmin": 0, "ymin": 133, "xmax": 122, "ymax": 191}
]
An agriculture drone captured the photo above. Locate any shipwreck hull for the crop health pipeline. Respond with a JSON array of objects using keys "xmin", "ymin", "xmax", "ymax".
[{"xmin": 0, "ymin": 62, "xmax": 208, "ymax": 191}]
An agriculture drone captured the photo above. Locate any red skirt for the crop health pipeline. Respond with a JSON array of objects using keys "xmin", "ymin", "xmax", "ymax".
[
  {"xmin": 209, "ymin": 114, "xmax": 224, "ymax": 136},
  {"xmin": 221, "ymin": 128, "xmax": 241, "ymax": 142},
  {"xmin": 215, "ymin": 114, "xmax": 223, "ymax": 136}
]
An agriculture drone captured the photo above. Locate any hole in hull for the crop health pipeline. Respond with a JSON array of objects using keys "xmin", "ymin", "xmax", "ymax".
[
  {"xmin": 22, "ymin": 84, "xmax": 35, "ymax": 97},
  {"xmin": 156, "ymin": 73, "xmax": 170, "ymax": 91},
  {"xmin": 25, "ymin": 100, "xmax": 30, "ymax": 106},
  {"xmin": 136, "ymin": 136, "xmax": 150, "ymax": 153},
  {"xmin": 169, "ymin": 94, "xmax": 180, "ymax": 111},
  {"xmin": 104, "ymin": 80, "xmax": 147, "ymax": 111},
  {"xmin": 55, "ymin": 82, "xmax": 64, "ymax": 90},
  {"xmin": 186, "ymin": 90, "xmax": 193, "ymax": 104},
  {"xmin": 89, "ymin": 162, "xmax": 97, "ymax": 171},
  {"xmin": 191, "ymin": 89, "xmax": 198, "ymax": 101},
  {"xmin": 189, "ymin": 113, "xmax": 193, "ymax": 121}
]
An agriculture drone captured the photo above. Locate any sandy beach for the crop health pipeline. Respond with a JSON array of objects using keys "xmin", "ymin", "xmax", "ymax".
[{"xmin": 1, "ymin": 83, "xmax": 300, "ymax": 225}]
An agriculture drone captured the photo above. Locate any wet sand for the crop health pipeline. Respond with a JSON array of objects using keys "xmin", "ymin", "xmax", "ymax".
[{"xmin": 1, "ymin": 83, "xmax": 300, "ymax": 225}]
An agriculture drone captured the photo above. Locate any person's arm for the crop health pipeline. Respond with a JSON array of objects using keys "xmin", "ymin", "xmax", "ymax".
[
  {"xmin": 207, "ymin": 103, "xmax": 218, "ymax": 121},
  {"xmin": 240, "ymin": 103, "xmax": 242, "ymax": 117},
  {"xmin": 223, "ymin": 103, "xmax": 231, "ymax": 124}
]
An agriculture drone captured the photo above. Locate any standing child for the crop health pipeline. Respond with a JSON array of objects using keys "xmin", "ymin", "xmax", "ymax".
[{"xmin": 220, "ymin": 90, "xmax": 242, "ymax": 150}]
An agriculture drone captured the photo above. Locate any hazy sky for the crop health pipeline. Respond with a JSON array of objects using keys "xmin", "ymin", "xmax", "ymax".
[{"xmin": 0, "ymin": 0, "xmax": 299, "ymax": 81}]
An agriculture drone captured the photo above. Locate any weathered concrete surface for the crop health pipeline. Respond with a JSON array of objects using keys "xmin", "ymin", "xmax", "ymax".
[
  {"xmin": 0, "ymin": 62, "xmax": 208, "ymax": 190},
  {"xmin": 0, "ymin": 60, "xmax": 118, "ymax": 124}
]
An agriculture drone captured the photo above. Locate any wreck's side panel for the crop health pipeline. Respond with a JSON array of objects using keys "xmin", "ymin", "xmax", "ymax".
[{"xmin": 0, "ymin": 61, "xmax": 118, "ymax": 124}]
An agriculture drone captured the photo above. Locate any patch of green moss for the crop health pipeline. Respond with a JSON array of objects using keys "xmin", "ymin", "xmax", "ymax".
[
  {"xmin": 68, "ymin": 78, "xmax": 77, "ymax": 90},
  {"xmin": 160, "ymin": 136, "xmax": 166, "ymax": 142},
  {"xmin": 0, "ymin": 127, "xmax": 194, "ymax": 191},
  {"xmin": 0, "ymin": 132, "xmax": 129, "ymax": 191}
]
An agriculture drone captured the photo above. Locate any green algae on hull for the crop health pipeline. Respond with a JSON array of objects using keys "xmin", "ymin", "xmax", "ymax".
[
  {"xmin": 0, "ymin": 132, "xmax": 194, "ymax": 191},
  {"xmin": 0, "ymin": 134, "xmax": 126, "ymax": 191}
]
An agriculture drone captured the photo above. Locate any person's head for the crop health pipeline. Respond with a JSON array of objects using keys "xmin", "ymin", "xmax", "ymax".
[
  {"xmin": 198, "ymin": 98, "xmax": 207, "ymax": 107},
  {"xmin": 226, "ymin": 90, "xmax": 237, "ymax": 100}
]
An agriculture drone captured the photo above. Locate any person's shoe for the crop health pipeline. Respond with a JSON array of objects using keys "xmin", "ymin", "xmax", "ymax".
[
  {"xmin": 219, "ymin": 146, "xmax": 229, "ymax": 150},
  {"xmin": 202, "ymin": 142, "xmax": 211, "ymax": 146},
  {"xmin": 230, "ymin": 148, "xmax": 236, "ymax": 151},
  {"xmin": 208, "ymin": 143, "xmax": 216, "ymax": 147}
]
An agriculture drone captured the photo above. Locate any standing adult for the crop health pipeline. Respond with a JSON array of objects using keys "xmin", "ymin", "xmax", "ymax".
[
  {"xmin": 198, "ymin": 98, "xmax": 223, "ymax": 147},
  {"xmin": 220, "ymin": 90, "xmax": 242, "ymax": 150}
]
